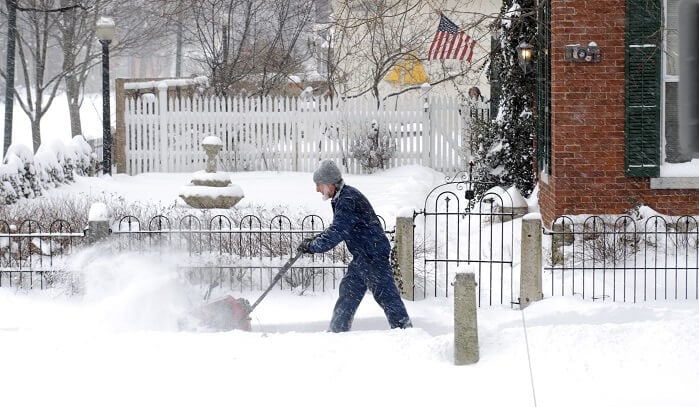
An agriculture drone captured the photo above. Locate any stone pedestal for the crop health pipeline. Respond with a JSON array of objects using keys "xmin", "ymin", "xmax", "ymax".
[{"xmin": 179, "ymin": 136, "xmax": 244, "ymax": 209}]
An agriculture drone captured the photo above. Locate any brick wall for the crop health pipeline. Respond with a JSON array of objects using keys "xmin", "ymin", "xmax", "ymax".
[{"xmin": 538, "ymin": 0, "xmax": 699, "ymax": 227}]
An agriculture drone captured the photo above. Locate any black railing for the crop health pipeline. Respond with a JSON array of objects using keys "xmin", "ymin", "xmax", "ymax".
[
  {"xmin": 1, "ymin": 212, "xmax": 392, "ymax": 292},
  {"xmin": 112, "ymin": 213, "xmax": 392, "ymax": 294},
  {"xmin": 545, "ymin": 215, "xmax": 699, "ymax": 302},
  {"xmin": 0, "ymin": 219, "xmax": 85, "ymax": 289}
]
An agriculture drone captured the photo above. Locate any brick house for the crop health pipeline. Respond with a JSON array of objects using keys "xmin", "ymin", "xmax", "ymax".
[{"xmin": 535, "ymin": 0, "xmax": 699, "ymax": 227}]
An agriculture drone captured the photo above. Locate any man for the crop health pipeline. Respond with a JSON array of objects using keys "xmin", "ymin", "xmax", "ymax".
[{"xmin": 299, "ymin": 159, "xmax": 412, "ymax": 332}]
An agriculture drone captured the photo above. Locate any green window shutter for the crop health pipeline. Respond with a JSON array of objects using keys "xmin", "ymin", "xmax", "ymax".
[{"xmin": 625, "ymin": 0, "xmax": 661, "ymax": 177}]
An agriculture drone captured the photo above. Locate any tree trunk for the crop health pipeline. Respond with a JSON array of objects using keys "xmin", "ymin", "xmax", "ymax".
[
  {"xmin": 31, "ymin": 115, "xmax": 41, "ymax": 153},
  {"xmin": 65, "ymin": 79, "xmax": 83, "ymax": 137},
  {"xmin": 60, "ymin": 0, "xmax": 83, "ymax": 137}
]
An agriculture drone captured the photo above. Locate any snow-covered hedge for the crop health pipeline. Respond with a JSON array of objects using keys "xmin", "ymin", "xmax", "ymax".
[{"xmin": 0, "ymin": 136, "xmax": 96, "ymax": 205}]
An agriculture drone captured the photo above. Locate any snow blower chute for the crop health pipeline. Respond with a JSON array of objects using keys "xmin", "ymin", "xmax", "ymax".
[{"xmin": 189, "ymin": 249, "xmax": 304, "ymax": 331}]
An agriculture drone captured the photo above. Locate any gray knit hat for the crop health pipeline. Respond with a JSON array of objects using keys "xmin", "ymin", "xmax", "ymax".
[{"xmin": 313, "ymin": 160, "xmax": 343, "ymax": 184}]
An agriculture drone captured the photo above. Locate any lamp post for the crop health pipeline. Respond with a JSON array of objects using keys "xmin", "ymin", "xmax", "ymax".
[
  {"xmin": 516, "ymin": 41, "xmax": 534, "ymax": 75},
  {"xmin": 96, "ymin": 17, "xmax": 115, "ymax": 175}
]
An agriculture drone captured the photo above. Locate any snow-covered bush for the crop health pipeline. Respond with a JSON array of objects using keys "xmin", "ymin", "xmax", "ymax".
[
  {"xmin": 351, "ymin": 119, "xmax": 395, "ymax": 173},
  {"xmin": 35, "ymin": 143, "xmax": 67, "ymax": 187},
  {"xmin": 70, "ymin": 136, "xmax": 94, "ymax": 176},
  {"xmin": 0, "ymin": 162, "xmax": 21, "ymax": 205},
  {"xmin": 4, "ymin": 145, "xmax": 40, "ymax": 199},
  {"xmin": 0, "ymin": 138, "xmax": 95, "ymax": 204}
]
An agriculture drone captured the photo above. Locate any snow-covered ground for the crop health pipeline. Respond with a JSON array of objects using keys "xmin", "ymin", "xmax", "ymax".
[
  {"xmin": 2, "ymin": 96, "xmax": 699, "ymax": 406},
  {"xmin": 1, "ymin": 166, "xmax": 698, "ymax": 407}
]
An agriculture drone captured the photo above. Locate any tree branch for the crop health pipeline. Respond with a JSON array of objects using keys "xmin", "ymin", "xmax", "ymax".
[{"xmin": 15, "ymin": 2, "xmax": 89, "ymax": 13}]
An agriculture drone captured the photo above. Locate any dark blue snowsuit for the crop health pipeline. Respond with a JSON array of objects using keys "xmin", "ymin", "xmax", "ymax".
[{"xmin": 306, "ymin": 183, "xmax": 412, "ymax": 332}]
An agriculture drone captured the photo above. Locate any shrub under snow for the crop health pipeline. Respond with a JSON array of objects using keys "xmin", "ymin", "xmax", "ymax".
[{"xmin": 0, "ymin": 136, "xmax": 96, "ymax": 204}]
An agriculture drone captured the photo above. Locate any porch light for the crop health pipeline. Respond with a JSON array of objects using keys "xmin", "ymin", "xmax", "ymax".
[{"xmin": 516, "ymin": 41, "xmax": 534, "ymax": 75}]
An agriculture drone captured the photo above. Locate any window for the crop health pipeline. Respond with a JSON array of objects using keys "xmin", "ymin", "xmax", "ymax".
[
  {"xmin": 662, "ymin": 0, "xmax": 682, "ymax": 163},
  {"xmin": 626, "ymin": 0, "xmax": 699, "ymax": 180}
]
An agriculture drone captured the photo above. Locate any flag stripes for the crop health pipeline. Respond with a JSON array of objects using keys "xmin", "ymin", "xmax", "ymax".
[{"xmin": 427, "ymin": 14, "xmax": 476, "ymax": 62}]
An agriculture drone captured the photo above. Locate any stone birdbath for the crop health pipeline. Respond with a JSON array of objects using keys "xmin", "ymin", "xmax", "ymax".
[{"xmin": 179, "ymin": 136, "xmax": 244, "ymax": 209}]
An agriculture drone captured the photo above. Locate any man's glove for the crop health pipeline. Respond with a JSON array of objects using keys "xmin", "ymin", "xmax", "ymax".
[{"xmin": 298, "ymin": 237, "xmax": 314, "ymax": 254}]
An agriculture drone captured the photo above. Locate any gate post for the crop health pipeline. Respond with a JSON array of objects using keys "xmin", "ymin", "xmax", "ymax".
[
  {"xmin": 395, "ymin": 213, "xmax": 415, "ymax": 300},
  {"xmin": 454, "ymin": 271, "xmax": 479, "ymax": 365},
  {"xmin": 85, "ymin": 202, "xmax": 111, "ymax": 244},
  {"xmin": 520, "ymin": 214, "xmax": 543, "ymax": 309}
]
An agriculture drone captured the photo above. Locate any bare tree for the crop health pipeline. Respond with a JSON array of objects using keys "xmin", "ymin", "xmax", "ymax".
[
  {"xmin": 56, "ymin": 0, "xmax": 99, "ymax": 138},
  {"xmin": 1, "ymin": 0, "xmax": 174, "ymax": 151},
  {"xmin": 328, "ymin": 0, "xmax": 497, "ymax": 107},
  {"xmin": 11, "ymin": 1, "xmax": 65, "ymax": 152},
  {"xmin": 186, "ymin": 0, "xmax": 315, "ymax": 96}
]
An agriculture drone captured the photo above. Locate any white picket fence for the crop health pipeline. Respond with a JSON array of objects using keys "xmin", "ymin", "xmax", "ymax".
[{"xmin": 122, "ymin": 88, "xmax": 467, "ymax": 175}]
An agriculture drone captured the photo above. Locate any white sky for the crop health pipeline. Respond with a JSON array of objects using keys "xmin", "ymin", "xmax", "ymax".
[{"xmin": 1, "ymin": 96, "xmax": 698, "ymax": 407}]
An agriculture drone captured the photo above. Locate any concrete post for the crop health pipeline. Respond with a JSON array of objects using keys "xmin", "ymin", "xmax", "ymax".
[
  {"xmin": 520, "ymin": 214, "xmax": 543, "ymax": 309},
  {"xmin": 86, "ymin": 220, "xmax": 110, "ymax": 245},
  {"xmin": 395, "ymin": 214, "xmax": 415, "ymax": 301},
  {"xmin": 85, "ymin": 203, "xmax": 111, "ymax": 245},
  {"xmin": 454, "ymin": 271, "xmax": 479, "ymax": 365}
]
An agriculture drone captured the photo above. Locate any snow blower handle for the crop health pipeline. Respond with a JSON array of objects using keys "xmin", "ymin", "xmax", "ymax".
[{"xmin": 248, "ymin": 248, "xmax": 305, "ymax": 312}]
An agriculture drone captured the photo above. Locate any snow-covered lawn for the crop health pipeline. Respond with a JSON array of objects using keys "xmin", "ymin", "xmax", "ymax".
[{"xmin": 1, "ymin": 167, "xmax": 698, "ymax": 407}]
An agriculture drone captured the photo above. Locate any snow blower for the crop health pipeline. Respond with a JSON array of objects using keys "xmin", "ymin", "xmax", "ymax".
[{"xmin": 187, "ymin": 249, "xmax": 304, "ymax": 332}]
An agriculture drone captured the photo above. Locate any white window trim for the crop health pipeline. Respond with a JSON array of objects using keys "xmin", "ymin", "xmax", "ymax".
[{"xmin": 656, "ymin": 0, "xmax": 699, "ymax": 185}]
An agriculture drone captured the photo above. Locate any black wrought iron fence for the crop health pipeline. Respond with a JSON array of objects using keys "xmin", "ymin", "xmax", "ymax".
[
  {"xmin": 0, "ymin": 219, "xmax": 85, "ymax": 289},
  {"xmin": 0, "ymin": 212, "xmax": 392, "ymax": 293},
  {"xmin": 111, "ymin": 213, "xmax": 391, "ymax": 294},
  {"xmin": 545, "ymin": 215, "xmax": 699, "ymax": 302}
]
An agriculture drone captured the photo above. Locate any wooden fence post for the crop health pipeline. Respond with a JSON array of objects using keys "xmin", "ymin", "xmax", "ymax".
[
  {"xmin": 421, "ymin": 83, "xmax": 432, "ymax": 168},
  {"xmin": 115, "ymin": 78, "xmax": 126, "ymax": 173},
  {"xmin": 158, "ymin": 82, "xmax": 168, "ymax": 172}
]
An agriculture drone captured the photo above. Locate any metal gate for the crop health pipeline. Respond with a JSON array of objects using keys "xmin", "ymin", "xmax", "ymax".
[{"xmin": 413, "ymin": 169, "xmax": 516, "ymax": 306}]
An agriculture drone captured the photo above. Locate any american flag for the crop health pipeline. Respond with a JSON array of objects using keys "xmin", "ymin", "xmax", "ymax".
[{"xmin": 427, "ymin": 14, "xmax": 476, "ymax": 62}]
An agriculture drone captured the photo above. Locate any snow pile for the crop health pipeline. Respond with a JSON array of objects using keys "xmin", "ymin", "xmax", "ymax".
[{"xmin": 0, "ymin": 135, "xmax": 96, "ymax": 204}]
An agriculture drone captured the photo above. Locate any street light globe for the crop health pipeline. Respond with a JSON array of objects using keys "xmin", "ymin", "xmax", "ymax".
[{"xmin": 96, "ymin": 16, "xmax": 116, "ymax": 42}]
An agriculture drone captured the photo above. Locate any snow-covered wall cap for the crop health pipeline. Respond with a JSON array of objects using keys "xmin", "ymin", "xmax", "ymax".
[
  {"xmin": 88, "ymin": 202, "xmax": 110, "ymax": 222},
  {"xmin": 482, "ymin": 185, "xmax": 529, "ymax": 208},
  {"xmin": 483, "ymin": 185, "xmax": 510, "ymax": 206},
  {"xmin": 523, "ymin": 212, "xmax": 541, "ymax": 221},
  {"xmin": 396, "ymin": 207, "xmax": 416, "ymax": 218},
  {"xmin": 202, "ymin": 136, "xmax": 222, "ymax": 146},
  {"xmin": 505, "ymin": 186, "xmax": 528, "ymax": 208}
]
